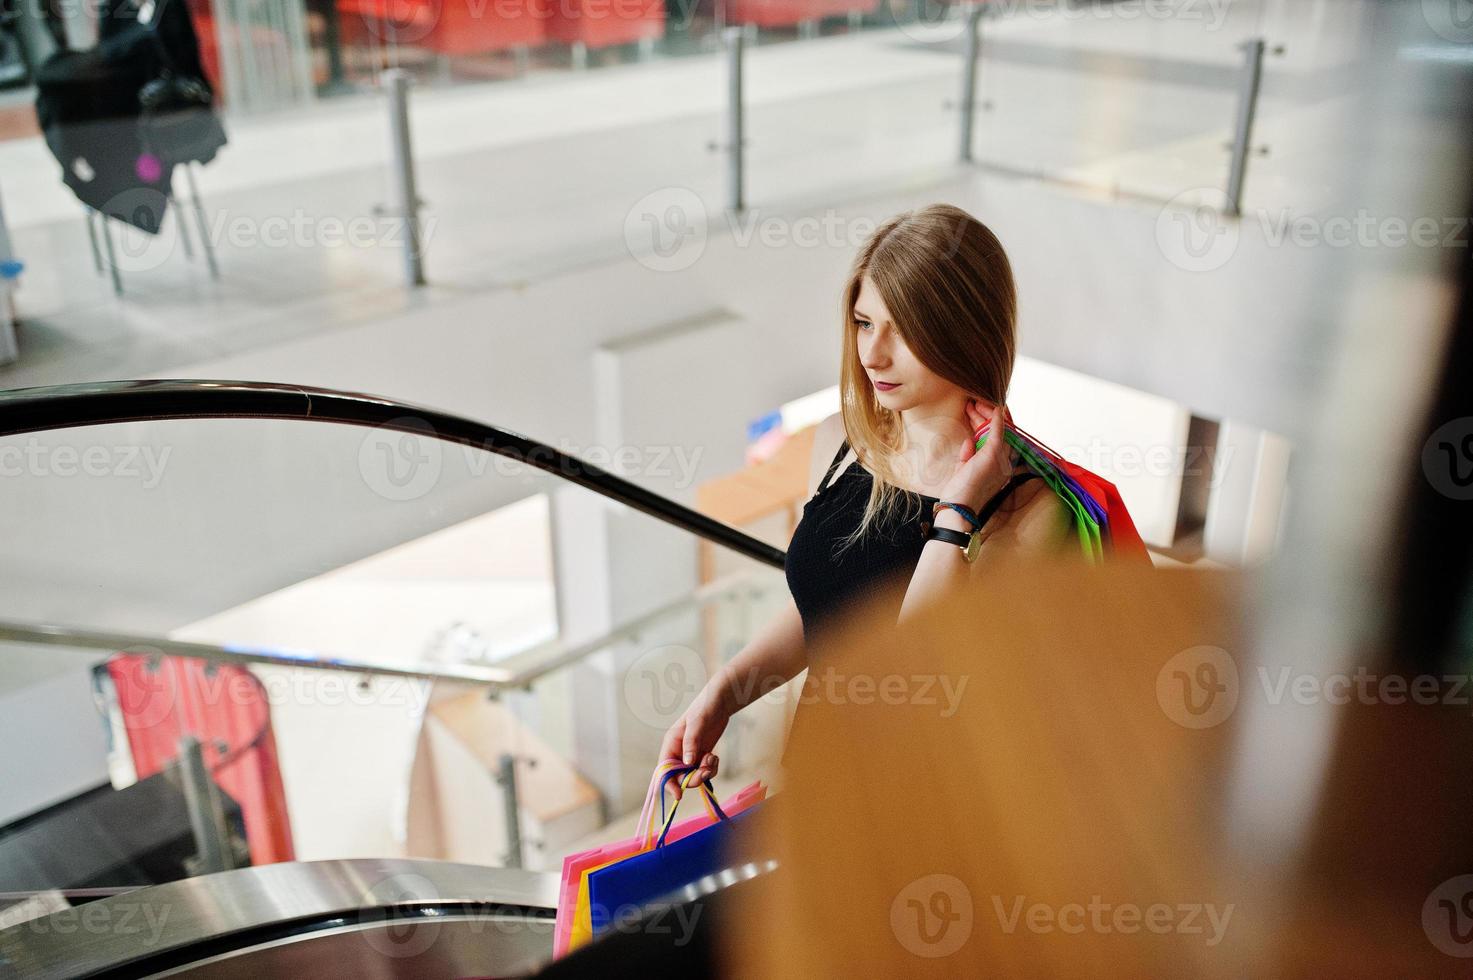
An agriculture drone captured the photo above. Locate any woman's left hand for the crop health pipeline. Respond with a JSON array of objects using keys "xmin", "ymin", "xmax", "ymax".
[{"xmin": 938, "ymin": 399, "xmax": 1018, "ymax": 512}]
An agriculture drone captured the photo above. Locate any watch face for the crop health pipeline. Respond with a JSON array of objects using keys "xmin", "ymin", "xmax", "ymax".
[{"xmin": 963, "ymin": 531, "xmax": 983, "ymax": 563}]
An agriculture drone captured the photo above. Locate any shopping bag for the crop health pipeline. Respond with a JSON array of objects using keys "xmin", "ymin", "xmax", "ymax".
[
  {"xmin": 566, "ymin": 769, "xmax": 765, "ymax": 953},
  {"xmin": 555, "ymin": 758, "xmax": 688, "ymax": 957},
  {"xmin": 554, "ymin": 761, "xmax": 766, "ymax": 957},
  {"xmin": 567, "ymin": 768, "xmax": 764, "ymax": 953},
  {"xmin": 975, "ymin": 418, "xmax": 1150, "ymax": 563},
  {"xmin": 586, "ymin": 772, "xmax": 763, "ymax": 937}
]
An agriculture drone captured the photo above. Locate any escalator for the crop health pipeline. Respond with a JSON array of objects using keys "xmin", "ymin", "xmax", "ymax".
[{"xmin": 0, "ymin": 379, "xmax": 788, "ymax": 978}]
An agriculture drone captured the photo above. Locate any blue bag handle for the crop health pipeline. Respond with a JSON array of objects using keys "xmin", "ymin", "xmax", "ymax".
[{"xmin": 655, "ymin": 769, "xmax": 729, "ymax": 848}]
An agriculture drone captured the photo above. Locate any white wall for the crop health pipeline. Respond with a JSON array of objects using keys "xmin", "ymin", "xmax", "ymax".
[{"xmin": 0, "ymin": 661, "xmax": 110, "ymax": 825}]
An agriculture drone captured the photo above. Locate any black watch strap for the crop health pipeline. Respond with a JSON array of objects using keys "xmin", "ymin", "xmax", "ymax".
[{"xmin": 925, "ymin": 525, "xmax": 972, "ymax": 548}]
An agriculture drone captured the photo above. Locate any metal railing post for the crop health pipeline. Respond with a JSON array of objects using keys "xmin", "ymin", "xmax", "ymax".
[
  {"xmin": 496, "ymin": 753, "xmax": 525, "ymax": 869},
  {"xmin": 384, "ymin": 69, "xmax": 426, "ymax": 287},
  {"xmin": 723, "ymin": 27, "xmax": 746, "ymax": 214},
  {"xmin": 182, "ymin": 165, "xmax": 219, "ymax": 280},
  {"xmin": 98, "ymin": 213, "xmax": 123, "ymax": 297},
  {"xmin": 958, "ymin": 3, "xmax": 983, "ymax": 163},
  {"xmin": 1224, "ymin": 38, "xmax": 1267, "ymax": 218},
  {"xmin": 178, "ymin": 736, "xmax": 235, "ymax": 875}
]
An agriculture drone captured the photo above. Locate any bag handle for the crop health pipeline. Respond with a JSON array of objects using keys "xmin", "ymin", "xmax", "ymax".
[
  {"xmin": 653, "ymin": 770, "xmax": 729, "ymax": 849},
  {"xmin": 636, "ymin": 757, "xmax": 689, "ymax": 839}
]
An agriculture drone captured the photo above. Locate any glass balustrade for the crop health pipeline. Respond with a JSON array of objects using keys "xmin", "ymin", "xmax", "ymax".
[{"xmin": 0, "ymin": 404, "xmax": 792, "ymax": 898}]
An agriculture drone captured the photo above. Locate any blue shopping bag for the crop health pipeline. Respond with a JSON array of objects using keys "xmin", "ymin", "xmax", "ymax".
[{"xmin": 586, "ymin": 774, "xmax": 763, "ymax": 936}]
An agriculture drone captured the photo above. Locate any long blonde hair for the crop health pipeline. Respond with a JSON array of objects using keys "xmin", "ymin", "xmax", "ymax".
[{"xmin": 836, "ymin": 203, "xmax": 1018, "ymax": 553}]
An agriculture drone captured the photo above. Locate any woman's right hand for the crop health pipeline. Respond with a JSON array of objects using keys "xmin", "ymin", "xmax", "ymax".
[{"xmin": 659, "ymin": 679, "xmax": 735, "ymax": 796}]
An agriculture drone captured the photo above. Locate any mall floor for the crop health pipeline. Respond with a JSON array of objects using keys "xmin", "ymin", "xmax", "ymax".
[{"xmin": 0, "ymin": 0, "xmax": 1374, "ymax": 412}]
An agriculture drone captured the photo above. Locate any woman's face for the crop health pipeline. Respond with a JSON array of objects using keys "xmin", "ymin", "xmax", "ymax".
[{"xmin": 853, "ymin": 275, "xmax": 966, "ymax": 415}]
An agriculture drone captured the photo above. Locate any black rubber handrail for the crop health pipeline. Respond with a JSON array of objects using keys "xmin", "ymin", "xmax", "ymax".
[{"xmin": 0, "ymin": 379, "xmax": 787, "ymax": 568}]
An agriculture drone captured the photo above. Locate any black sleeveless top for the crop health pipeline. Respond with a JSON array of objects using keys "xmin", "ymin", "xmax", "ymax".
[{"xmin": 785, "ymin": 437, "xmax": 1037, "ymax": 647}]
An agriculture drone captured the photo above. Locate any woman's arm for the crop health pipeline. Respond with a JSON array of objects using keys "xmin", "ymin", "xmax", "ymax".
[
  {"xmin": 659, "ymin": 413, "xmax": 845, "ymax": 785},
  {"xmin": 657, "ymin": 592, "xmax": 808, "ymax": 781},
  {"xmin": 897, "ymin": 402, "xmax": 1073, "ymax": 626},
  {"xmin": 898, "ymin": 482, "xmax": 1073, "ymax": 625}
]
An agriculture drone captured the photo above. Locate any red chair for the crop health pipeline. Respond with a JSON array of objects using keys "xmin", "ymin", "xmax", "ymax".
[
  {"xmin": 107, "ymin": 654, "xmax": 295, "ymax": 867},
  {"xmin": 723, "ymin": 0, "xmax": 878, "ymax": 28},
  {"xmin": 338, "ymin": 0, "xmax": 549, "ymax": 56},
  {"xmin": 545, "ymin": 0, "xmax": 664, "ymax": 53}
]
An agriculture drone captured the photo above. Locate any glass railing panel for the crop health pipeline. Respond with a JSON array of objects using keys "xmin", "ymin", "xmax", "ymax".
[
  {"xmin": 0, "ymin": 409, "xmax": 790, "ymax": 896},
  {"xmin": 0, "ymin": 418, "xmax": 555, "ymax": 648},
  {"xmin": 746, "ymin": 57, "xmax": 962, "ymax": 205},
  {"xmin": 972, "ymin": 0, "xmax": 1259, "ymax": 203}
]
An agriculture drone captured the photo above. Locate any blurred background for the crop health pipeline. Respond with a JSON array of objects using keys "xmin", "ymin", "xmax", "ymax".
[{"xmin": 0, "ymin": 0, "xmax": 1470, "ymax": 973}]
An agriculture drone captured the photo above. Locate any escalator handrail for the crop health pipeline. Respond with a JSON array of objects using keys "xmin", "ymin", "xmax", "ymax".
[{"xmin": 0, "ymin": 379, "xmax": 786, "ymax": 569}]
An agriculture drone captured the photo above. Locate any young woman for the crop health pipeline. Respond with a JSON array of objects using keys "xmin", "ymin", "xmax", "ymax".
[{"xmin": 660, "ymin": 203, "xmax": 1076, "ymax": 788}]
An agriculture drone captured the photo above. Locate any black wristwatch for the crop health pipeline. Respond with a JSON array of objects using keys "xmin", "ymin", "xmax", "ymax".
[{"xmin": 924, "ymin": 523, "xmax": 983, "ymax": 563}]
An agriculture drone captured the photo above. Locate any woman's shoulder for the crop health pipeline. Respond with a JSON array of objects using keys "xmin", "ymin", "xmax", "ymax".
[{"xmin": 806, "ymin": 412, "xmax": 848, "ymax": 499}]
